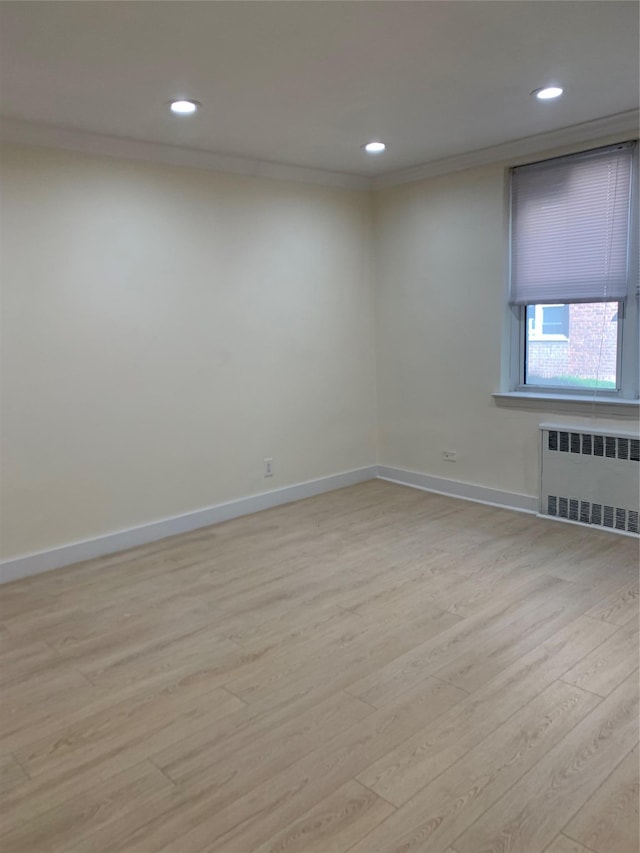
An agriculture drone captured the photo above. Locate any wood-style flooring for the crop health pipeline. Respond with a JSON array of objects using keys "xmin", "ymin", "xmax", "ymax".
[{"xmin": 0, "ymin": 480, "xmax": 638, "ymax": 852}]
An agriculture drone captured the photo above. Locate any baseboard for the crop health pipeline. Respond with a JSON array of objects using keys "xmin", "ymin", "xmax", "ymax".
[
  {"xmin": 0, "ymin": 465, "xmax": 378, "ymax": 584},
  {"xmin": 0, "ymin": 465, "xmax": 541, "ymax": 584},
  {"xmin": 377, "ymin": 466, "xmax": 538, "ymax": 514}
]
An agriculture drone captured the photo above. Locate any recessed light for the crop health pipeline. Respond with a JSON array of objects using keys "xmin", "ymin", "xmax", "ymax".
[
  {"xmin": 362, "ymin": 141, "xmax": 386, "ymax": 154},
  {"xmin": 533, "ymin": 86, "xmax": 563, "ymax": 101},
  {"xmin": 169, "ymin": 99, "xmax": 200, "ymax": 115}
]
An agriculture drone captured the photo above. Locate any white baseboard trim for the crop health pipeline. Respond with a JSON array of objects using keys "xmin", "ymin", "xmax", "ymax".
[
  {"xmin": 0, "ymin": 465, "xmax": 544, "ymax": 584},
  {"xmin": 0, "ymin": 465, "xmax": 378, "ymax": 585},
  {"xmin": 377, "ymin": 466, "xmax": 538, "ymax": 514}
]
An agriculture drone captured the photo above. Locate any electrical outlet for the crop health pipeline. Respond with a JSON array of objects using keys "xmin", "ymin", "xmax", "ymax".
[
  {"xmin": 264, "ymin": 457, "xmax": 273, "ymax": 477},
  {"xmin": 442, "ymin": 450, "xmax": 457, "ymax": 462}
]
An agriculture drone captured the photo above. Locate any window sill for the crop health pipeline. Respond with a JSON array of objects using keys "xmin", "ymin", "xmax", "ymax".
[{"xmin": 493, "ymin": 392, "xmax": 640, "ymax": 418}]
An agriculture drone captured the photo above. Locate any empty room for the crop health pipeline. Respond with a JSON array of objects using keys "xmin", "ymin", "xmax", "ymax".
[{"xmin": 1, "ymin": 2, "xmax": 639, "ymax": 852}]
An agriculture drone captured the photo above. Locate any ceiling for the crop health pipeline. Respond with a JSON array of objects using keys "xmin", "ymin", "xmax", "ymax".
[{"xmin": 0, "ymin": 1, "xmax": 638, "ymax": 178}]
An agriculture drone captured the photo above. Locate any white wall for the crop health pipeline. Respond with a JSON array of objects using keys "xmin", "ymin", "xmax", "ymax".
[
  {"xmin": 372, "ymin": 155, "xmax": 638, "ymax": 501},
  {"xmin": 2, "ymin": 138, "xmax": 637, "ymax": 565},
  {"xmin": 0, "ymin": 144, "xmax": 378, "ymax": 560}
]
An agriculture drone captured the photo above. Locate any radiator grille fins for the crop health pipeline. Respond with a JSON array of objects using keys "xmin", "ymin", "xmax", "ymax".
[
  {"xmin": 547, "ymin": 496, "xmax": 639, "ymax": 534},
  {"xmin": 542, "ymin": 428, "xmax": 639, "ymax": 536},
  {"xmin": 547, "ymin": 430, "xmax": 639, "ymax": 461}
]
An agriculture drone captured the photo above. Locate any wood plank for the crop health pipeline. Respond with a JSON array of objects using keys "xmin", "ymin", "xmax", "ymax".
[
  {"xmin": 346, "ymin": 680, "xmax": 600, "ymax": 853},
  {"xmin": 453, "ymin": 670, "xmax": 639, "ymax": 853},
  {"xmin": 55, "ymin": 694, "xmax": 380, "ymax": 853},
  {"xmin": 541, "ymin": 534, "xmax": 639, "ymax": 585},
  {"xmin": 250, "ymin": 779, "xmax": 395, "ymax": 853},
  {"xmin": 113, "ymin": 677, "xmax": 463, "ymax": 852},
  {"xmin": 356, "ymin": 615, "xmax": 617, "ymax": 806},
  {"xmin": 198, "ymin": 678, "xmax": 463, "ymax": 853},
  {"xmin": 585, "ymin": 583, "xmax": 639, "ymax": 626},
  {"xmin": 80, "ymin": 628, "xmax": 241, "ymax": 689},
  {"xmin": 346, "ymin": 573, "xmax": 570, "ymax": 709},
  {"xmin": 561, "ymin": 617, "xmax": 639, "ymax": 697},
  {"xmin": 1, "ymin": 685, "xmax": 243, "ymax": 833},
  {"xmin": 13, "ymin": 684, "xmax": 243, "ymax": 783},
  {"xmin": 225, "ymin": 600, "xmax": 461, "ymax": 709},
  {"xmin": 0, "ymin": 641, "xmax": 66, "ymax": 688},
  {"xmin": 1, "ymin": 482, "xmax": 638, "ymax": 853},
  {"xmin": 426, "ymin": 560, "xmax": 544, "ymax": 619},
  {"xmin": 0, "ymin": 753, "xmax": 28, "ymax": 795},
  {"xmin": 0, "ymin": 761, "xmax": 173, "ymax": 853},
  {"xmin": 430, "ymin": 578, "xmax": 623, "ymax": 694},
  {"xmin": 542, "ymin": 836, "xmax": 595, "ymax": 853},
  {"xmin": 224, "ymin": 601, "xmax": 353, "ymax": 650},
  {"xmin": 0, "ymin": 668, "xmax": 93, "ymax": 743},
  {"xmin": 563, "ymin": 743, "xmax": 639, "ymax": 853},
  {"xmin": 47, "ymin": 691, "xmax": 375, "ymax": 853},
  {"xmin": 152, "ymin": 688, "xmax": 373, "ymax": 788}
]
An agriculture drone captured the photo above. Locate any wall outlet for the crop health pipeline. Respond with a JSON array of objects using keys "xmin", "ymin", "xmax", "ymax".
[
  {"xmin": 264, "ymin": 457, "xmax": 274, "ymax": 477},
  {"xmin": 442, "ymin": 450, "xmax": 457, "ymax": 462}
]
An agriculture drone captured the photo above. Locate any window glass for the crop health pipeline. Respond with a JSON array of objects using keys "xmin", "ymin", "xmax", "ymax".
[{"xmin": 525, "ymin": 302, "xmax": 619, "ymax": 390}]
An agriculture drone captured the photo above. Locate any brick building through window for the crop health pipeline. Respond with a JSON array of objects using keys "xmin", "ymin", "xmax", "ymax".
[{"xmin": 526, "ymin": 302, "xmax": 618, "ymax": 388}]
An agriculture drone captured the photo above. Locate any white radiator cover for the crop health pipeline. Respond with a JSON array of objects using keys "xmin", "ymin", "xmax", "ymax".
[{"xmin": 539, "ymin": 423, "xmax": 640, "ymax": 535}]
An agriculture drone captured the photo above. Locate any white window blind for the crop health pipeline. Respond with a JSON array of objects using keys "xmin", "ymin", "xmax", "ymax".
[{"xmin": 510, "ymin": 142, "xmax": 634, "ymax": 305}]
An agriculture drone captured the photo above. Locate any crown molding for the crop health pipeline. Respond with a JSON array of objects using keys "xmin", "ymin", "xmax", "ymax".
[
  {"xmin": 371, "ymin": 109, "xmax": 640, "ymax": 189},
  {"xmin": 0, "ymin": 117, "xmax": 371, "ymax": 191},
  {"xmin": 2, "ymin": 110, "xmax": 638, "ymax": 193}
]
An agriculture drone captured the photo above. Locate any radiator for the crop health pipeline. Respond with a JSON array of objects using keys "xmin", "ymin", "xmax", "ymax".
[{"xmin": 539, "ymin": 424, "xmax": 640, "ymax": 535}]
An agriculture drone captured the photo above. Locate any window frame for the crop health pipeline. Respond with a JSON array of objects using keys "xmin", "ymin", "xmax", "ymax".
[{"xmin": 507, "ymin": 141, "xmax": 639, "ymax": 402}]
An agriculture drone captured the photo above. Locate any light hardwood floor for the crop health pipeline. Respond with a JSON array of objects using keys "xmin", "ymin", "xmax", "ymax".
[{"xmin": 0, "ymin": 480, "xmax": 638, "ymax": 853}]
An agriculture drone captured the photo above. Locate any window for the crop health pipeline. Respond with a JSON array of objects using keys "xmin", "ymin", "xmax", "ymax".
[
  {"xmin": 509, "ymin": 141, "xmax": 638, "ymax": 398},
  {"xmin": 527, "ymin": 304, "xmax": 569, "ymax": 341}
]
